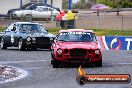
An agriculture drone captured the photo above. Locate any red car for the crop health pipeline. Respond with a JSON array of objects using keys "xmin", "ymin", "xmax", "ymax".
[{"xmin": 51, "ymin": 29, "xmax": 102, "ymax": 68}]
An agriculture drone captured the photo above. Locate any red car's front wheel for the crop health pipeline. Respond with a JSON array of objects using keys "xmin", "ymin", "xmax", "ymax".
[
  {"xmin": 51, "ymin": 59, "xmax": 60, "ymax": 68},
  {"xmin": 94, "ymin": 59, "xmax": 102, "ymax": 67}
]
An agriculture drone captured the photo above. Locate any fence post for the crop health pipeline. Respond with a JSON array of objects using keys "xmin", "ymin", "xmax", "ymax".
[
  {"xmin": 122, "ymin": 15, "xmax": 123, "ymax": 30},
  {"xmin": 96, "ymin": 16, "xmax": 99, "ymax": 29},
  {"xmin": 20, "ymin": 0, "xmax": 22, "ymax": 9},
  {"xmin": 50, "ymin": 0, "xmax": 54, "ymax": 23},
  {"xmin": 117, "ymin": 8, "xmax": 120, "ymax": 15},
  {"xmin": 10, "ymin": 13, "xmax": 12, "ymax": 22},
  {"xmin": 96, "ymin": 10, "xmax": 99, "ymax": 29}
]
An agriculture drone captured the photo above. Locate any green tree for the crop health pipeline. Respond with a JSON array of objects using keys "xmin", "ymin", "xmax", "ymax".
[{"xmin": 96, "ymin": 0, "xmax": 132, "ymax": 8}]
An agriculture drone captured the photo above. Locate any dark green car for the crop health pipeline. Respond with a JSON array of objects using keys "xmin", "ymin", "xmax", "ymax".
[{"xmin": 0, "ymin": 22, "xmax": 55, "ymax": 51}]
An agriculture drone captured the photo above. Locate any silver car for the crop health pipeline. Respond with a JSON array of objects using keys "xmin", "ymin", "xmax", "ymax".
[{"xmin": 13, "ymin": 6, "xmax": 59, "ymax": 18}]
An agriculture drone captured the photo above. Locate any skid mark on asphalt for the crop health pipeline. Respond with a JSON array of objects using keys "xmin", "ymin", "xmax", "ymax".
[
  {"xmin": 0, "ymin": 60, "xmax": 49, "ymax": 64},
  {"xmin": 0, "ymin": 65, "xmax": 28, "ymax": 84}
]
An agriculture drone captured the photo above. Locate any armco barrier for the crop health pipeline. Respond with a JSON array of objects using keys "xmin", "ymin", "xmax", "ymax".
[{"xmin": 97, "ymin": 36, "xmax": 132, "ymax": 50}]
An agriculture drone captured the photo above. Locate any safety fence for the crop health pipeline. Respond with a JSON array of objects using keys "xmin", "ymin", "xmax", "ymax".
[
  {"xmin": 0, "ymin": 11, "xmax": 132, "ymax": 30},
  {"xmin": 76, "ymin": 14, "xmax": 132, "ymax": 30},
  {"xmin": 55, "ymin": 14, "xmax": 132, "ymax": 30}
]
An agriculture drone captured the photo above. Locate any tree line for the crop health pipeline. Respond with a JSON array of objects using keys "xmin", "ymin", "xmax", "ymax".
[{"xmin": 62, "ymin": 0, "xmax": 132, "ymax": 9}]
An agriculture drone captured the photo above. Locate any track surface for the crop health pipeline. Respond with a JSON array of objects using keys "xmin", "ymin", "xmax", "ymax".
[{"xmin": 0, "ymin": 48, "xmax": 132, "ymax": 88}]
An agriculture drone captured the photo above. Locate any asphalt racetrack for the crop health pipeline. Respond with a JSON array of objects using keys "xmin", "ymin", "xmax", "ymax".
[{"xmin": 0, "ymin": 48, "xmax": 132, "ymax": 88}]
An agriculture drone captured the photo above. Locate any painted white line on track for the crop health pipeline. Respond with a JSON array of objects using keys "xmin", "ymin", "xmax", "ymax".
[{"xmin": 0, "ymin": 60, "xmax": 49, "ymax": 64}]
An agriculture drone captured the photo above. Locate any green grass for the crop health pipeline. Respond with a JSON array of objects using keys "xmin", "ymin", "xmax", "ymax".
[
  {"xmin": 0, "ymin": 26, "xmax": 5, "ymax": 32},
  {"xmin": 1, "ymin": 26, "xmax": 132, "ymax": 36},
  {"xmin": 48, "ymin": 28, "xmax": 132, "ymax": 36},
  {"xmin": 91, "ymin": 28, "xmax": 132, "ymax": 36},
  {"xmin": 48, "ymin": 28, "xmax": 61, "ymax": 34}
]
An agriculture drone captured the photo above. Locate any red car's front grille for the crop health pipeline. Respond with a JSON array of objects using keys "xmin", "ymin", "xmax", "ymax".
[
  {"xmin": 36, "ymin": 37, "xmax": 50, "ymax": 44},
  {"xmin": 70, "ymin": 49, "xmax": 86, "ymax": 57}
]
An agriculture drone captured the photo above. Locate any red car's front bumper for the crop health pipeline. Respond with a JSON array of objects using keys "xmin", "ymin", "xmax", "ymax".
[{"xmin": 54, "ymin": 49, "xmax": 102, "ymax": 63}]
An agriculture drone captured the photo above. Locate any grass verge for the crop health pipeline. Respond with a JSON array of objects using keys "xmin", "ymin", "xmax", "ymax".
[
  {"xmin": 0, "ymin": 26, "xmax": 5, "ymax": 32},
  {"xmin": 48, "ymin": 28, "xmax": 132, "ymax": 36},
  {"xmin": 91, "ymin": 28, "xmax": 132, "ymax": 36},
  {"xmin": 1, "ymin": 26, "xmax": 132, "ymax": 36}
]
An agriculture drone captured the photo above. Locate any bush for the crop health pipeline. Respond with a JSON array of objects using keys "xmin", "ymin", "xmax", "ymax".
[
  {"xmin": 97, "ymin": 0, "xmax": 117, "ymax": 8},
  {"xmin": 62, "ymin": 1, "xmax": 68, "ymax": 9},
  {"xmin": 63, "ymin": 0, "xmax": 93, "ymax": 9},
  {"xmin": 0, "ymin": 26, "xmax": 5, "ymax": 32},
  {"xmin": 97, "ymin": 0, "xmax": 132, "ymax": 8},
  {"xmin": 118, "ymin": 0, "xmax": 132, "ymax": 8},
  {"xmin": 63, "ymin": 0, "xmax": 132, "ymax": 9}
]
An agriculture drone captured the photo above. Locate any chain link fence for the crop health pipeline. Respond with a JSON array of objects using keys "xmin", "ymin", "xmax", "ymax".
[
  {"xmin": 76, "ymin": 11, "xmax": 132, "ymax": 30},
  {"xmin": 0, "ymin": 11, "xmax": 132, "ymax": 30}
]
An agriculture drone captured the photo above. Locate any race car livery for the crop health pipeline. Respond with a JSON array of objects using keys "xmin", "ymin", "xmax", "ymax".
[
  {"xmin": 0, "ymin": 22, "xmax": 55, "ymax": 51},
  {"xmin": 51, "ymin": 29, "xmax": 102, "ymax": 67}
]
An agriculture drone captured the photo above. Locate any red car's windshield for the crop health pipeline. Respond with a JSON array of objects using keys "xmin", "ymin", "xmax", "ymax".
[{"xmin": 57, "ymin": 32, "xmax": 97, "ymax": 42}]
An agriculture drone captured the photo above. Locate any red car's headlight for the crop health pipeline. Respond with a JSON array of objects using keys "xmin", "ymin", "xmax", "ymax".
[
  {"xmin": 27, "ymin": 36, "xmax": 32, "ymax": 42},
  {"xmin": 95, "ymin": 49, "xmax": 100, "ymax": 55},
  {"xmin": 57, "ymin": 49, "xmax": 62, "ymax": 55}
]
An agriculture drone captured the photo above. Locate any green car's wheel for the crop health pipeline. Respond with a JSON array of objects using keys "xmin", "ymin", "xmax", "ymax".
[
  {"xmin": 18, "ymin": 38, "xmax": 25, "ymax": 51},
  {"xmin": 0, "ymin": 38, "xmax": 7, "ymax": 49}
]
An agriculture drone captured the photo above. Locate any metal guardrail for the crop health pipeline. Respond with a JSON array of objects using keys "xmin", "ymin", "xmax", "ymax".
[
  {"xmin": 78, "ymin": 8, "xmax": 132, "ymax": 14},
  {"xmin": 120, "ymin": 8, "xmax": 132, "ymax": 11}
]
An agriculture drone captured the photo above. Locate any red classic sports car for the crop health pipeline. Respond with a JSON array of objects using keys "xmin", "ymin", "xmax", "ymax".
[{"xmin": 51, "ymin": 29, "xmax": 102, "ymax": 68}]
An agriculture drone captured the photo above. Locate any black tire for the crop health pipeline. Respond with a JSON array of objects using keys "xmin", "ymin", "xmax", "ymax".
[
  {"xmin": 49, "ymin": 46, "xmax": 51, "ymax": 51},
  {"xmin": 18, "ymin": 38, "xmax": 25, "ymax": 51},
  {"xmin": 95, "ymin": 59, "xmax": 102, "ymax": 67},
  {"xmin": 25, "ymin": 14, "xmax": 32, "ymax": 21},
  {"xmin": 26, "ymin": 47, "xmax": 32, "ymax": 51},
  {"xmin": 31, "ymin": 46, "xmax": 37, "ymax": 51},
  {"xmin": 7, "ymin": 10, "xmax": 13, "ymax": 17},
  {"xmin": 0, "ymin": 38, "xmax": 7, "ymax": 49},
  {"xmin": 52, "ymin": 59, "xmax": 59, "ymax": 68},
  {"xmin": 51, "ymin": 50, "xmax": 60, "ymax": 68},
  {"xmin": 51, "ymin": 49, "xmax": 55, "ymax": 60},
  {"xmin": 47, "ymin": 44, "xmax": 52, "ymax": 50}
]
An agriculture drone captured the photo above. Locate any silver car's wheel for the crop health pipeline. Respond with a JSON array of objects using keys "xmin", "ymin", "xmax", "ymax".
[
  {"xmin": 0, "ymin": 38, "xmax": 7, "ymax": 49},
  {"xmin": 25, "ymin": 14, "xmax": 32, "ymax": 22}
]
